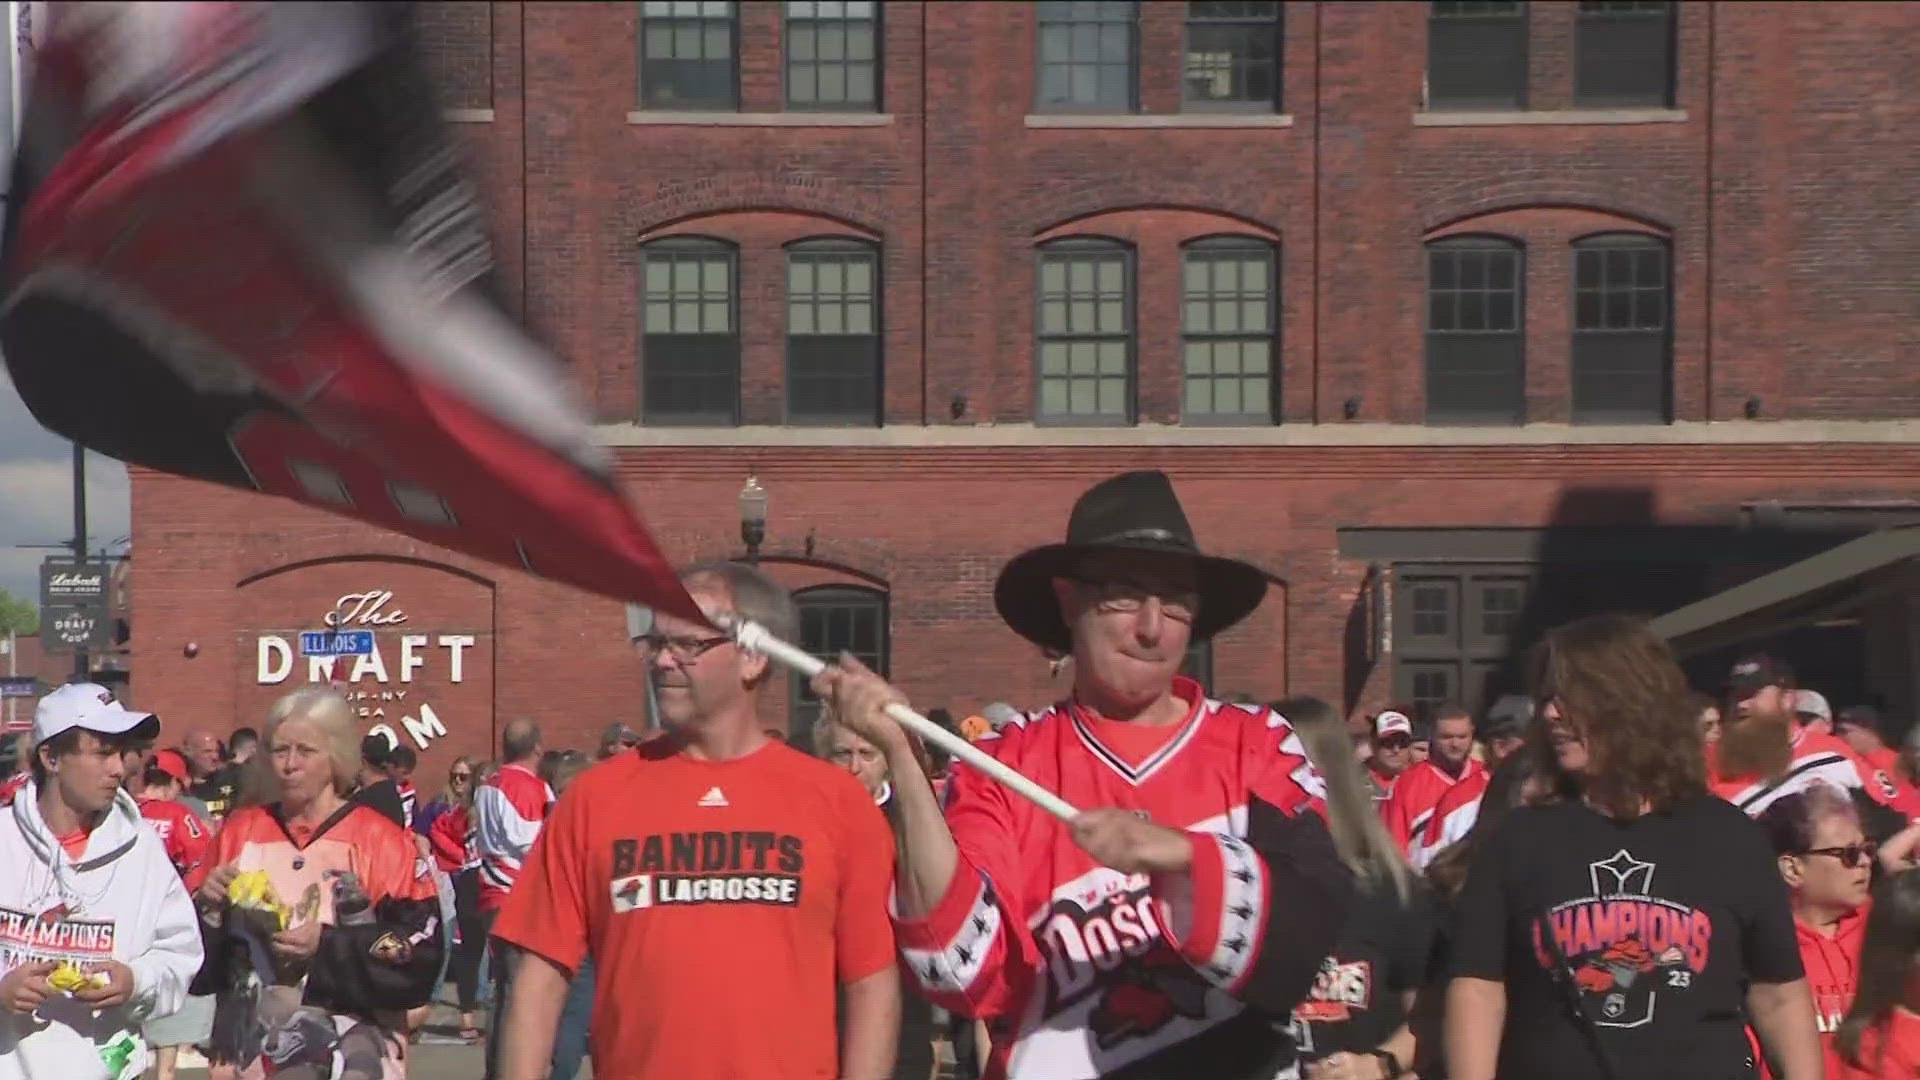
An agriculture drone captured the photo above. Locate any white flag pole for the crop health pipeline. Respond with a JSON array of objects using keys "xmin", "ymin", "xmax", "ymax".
[{"xmin": 729, "ymin": 618, "xmax": 1081, "ymax": 823}]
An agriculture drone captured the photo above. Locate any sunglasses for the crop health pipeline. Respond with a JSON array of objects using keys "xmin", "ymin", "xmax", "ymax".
[
  {"xmin": 1801, "ymin": 843, "xmax": 1876, "ymax": 867},
  {"xmin": 450, "ymin": 772, "xmax": 472, "ymax": 781},
  {"xmin": 1377, "ymin": 736, "xmax": 1413, "ymax": 750}
]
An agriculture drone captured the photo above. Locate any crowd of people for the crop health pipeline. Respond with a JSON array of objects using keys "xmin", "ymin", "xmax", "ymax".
[{"xmin": 6, "ymin": 469, "xmax": 1920, "ymax": 1079}]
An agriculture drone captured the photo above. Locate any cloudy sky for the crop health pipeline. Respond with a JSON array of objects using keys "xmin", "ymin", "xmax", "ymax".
[{"xmin": 0, "ymin": 366, "xmax": 130, "ymax": 610}]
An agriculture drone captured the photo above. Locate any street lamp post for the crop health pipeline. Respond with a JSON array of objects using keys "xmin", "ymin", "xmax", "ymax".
[{"xmin": 738, "ymin": 474, "xmax": 769, "ymax": 564}]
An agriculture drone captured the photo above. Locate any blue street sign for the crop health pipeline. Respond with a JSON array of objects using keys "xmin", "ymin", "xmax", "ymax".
[
  {"xmin": 0, "ymin": 676, "xmax": 39, "ymax": 699},
  {"xmin": 300, "ymin": 630, "xmax": 375, "ymax": 657}
]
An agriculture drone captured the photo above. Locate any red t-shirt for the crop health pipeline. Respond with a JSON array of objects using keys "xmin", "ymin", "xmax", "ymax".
[
  {"xmin": 492, "ymin": 738, "xmax": 897, "ymax": 1080},
  {"xmin": 1836, "ymin": 1006, "xmax": 1920, "ymax": 1079}
]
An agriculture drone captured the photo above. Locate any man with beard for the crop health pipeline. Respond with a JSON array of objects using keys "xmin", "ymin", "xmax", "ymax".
[{"xmin": 1708, "ymin": 654, "xmax": 1919, "ymax": 828}]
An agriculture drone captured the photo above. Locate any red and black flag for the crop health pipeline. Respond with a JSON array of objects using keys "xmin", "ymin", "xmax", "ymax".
[{"xmin": 0, "ymin": 2, "xmax": 702, "ymax": 623}]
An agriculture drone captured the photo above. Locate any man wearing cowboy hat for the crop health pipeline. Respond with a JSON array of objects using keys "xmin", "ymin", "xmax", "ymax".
[{"xmin": 816, "ymin": 470, "xmax": 1351, "ymax": 1080}]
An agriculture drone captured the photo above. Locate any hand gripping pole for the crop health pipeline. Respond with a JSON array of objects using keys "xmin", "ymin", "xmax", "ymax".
[{"xmin": 728, "ymin": 617, "xmax": 1081, "ymax": 822}]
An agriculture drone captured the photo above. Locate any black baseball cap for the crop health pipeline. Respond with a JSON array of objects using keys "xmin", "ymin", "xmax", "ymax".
[
  {"xmin": 1726, "ymin": 653, "xmax": 1791, "ymax": 699},
  {"xmin": 1482, "ymin": 695, "xmax": 1533, "ymax": 741},
  {"xmin": 360, "ymin": 731, "xmax": 396, "ymax": 767}
]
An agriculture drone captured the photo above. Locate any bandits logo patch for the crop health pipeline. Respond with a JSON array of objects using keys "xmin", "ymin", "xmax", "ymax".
[{"xmin": 1531, "ymin": 849, "xmax": 1712, "ymax": 1029}]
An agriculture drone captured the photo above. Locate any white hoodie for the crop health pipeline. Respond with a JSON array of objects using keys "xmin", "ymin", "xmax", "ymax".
[{"xmin": 0, "ymin": 783, "xmax": 204, "ymax": 1080}]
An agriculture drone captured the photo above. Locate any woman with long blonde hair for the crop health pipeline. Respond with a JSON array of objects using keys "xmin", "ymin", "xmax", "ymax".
[{"xmin": 1273, "ymin": 695, "xmax": 1437, "ymax": 1080}]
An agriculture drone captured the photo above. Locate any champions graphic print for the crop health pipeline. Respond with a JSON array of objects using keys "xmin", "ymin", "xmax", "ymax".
[{"xmin": 1532, "ymin": 849, "xmax": 1712, "ymax": 1028}]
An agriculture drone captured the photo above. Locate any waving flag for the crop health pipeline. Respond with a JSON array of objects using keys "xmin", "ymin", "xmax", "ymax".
[{"xmin": 0, "ymin": 2, "xmax": 704, "ymax": 624}]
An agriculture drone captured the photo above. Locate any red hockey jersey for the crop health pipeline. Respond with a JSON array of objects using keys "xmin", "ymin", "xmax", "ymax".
[
  {"xmin": 1710, "ymin": 727, "xmax": 1920, "ymax": 818},
  {"xmin": 1380, "ymin": 757, "xmax": 1486, "ymax": 856},
  {"xmin": 893, "ymin": 680, "xmax": 1352, "ymax": 1080},
  {"xmin": 137, "ymin": 793, "xmax": 214, "ymax": 891},
  {"xmin": 1409, "ymin": 768, "xmax": 1489, "ymax": 871}
]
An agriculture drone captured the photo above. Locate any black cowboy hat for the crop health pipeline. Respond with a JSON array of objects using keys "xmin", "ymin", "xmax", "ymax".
[{"xmin": 993, "ymin": 471, "xmax": 1270, "ymax": 654}]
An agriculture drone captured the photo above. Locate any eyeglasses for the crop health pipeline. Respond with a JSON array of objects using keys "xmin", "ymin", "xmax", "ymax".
[
  {"xmin": 1066, "ymin": 576, "xmax": 1199, "ymax": 623},
  {"xmin": 1801, "ymin": 843, "xmax": 1876, "ymax": 867},
  {"xmin": 637, "ymin": 632, "xmax": 732, "ymax": 662}
]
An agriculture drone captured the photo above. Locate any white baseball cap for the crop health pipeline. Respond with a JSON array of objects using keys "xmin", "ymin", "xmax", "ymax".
[
  {"xmin": 33, "ymin": 682, "xmax": 158, "ymax": 747},
  {"xmin": 1374, "ymin": 710, "xmax": 1414, "ymax": 739},
  {"xmin": 1793, "ymin": 689, "xmax": 1832, "ymax": 722}
]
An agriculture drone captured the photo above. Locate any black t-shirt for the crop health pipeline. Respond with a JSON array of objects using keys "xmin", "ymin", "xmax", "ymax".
[
  {"xmin": 1450, "ymin": 796, "xmax": 1803, "ymax": 1080},
  {"xmin": 1284, "ymin": 875, "xmax": 1439, "ymax": 1066},
  {"xmin": 350, "ymin": 778, "xmax": 408, "ymax": 830},
  {"xmin": 188, "ymin": 764, "xmax": 242, "ymax": 820}
]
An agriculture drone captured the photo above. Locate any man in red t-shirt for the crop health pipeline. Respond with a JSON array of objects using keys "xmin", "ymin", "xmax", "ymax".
[
  {"xmin": 493, "ymin": 562, "xmax": 898, "ymax": 1080},
  {"xmin": 1381, "ymin": 702, "xmax": 1486, "ymax": 855}
]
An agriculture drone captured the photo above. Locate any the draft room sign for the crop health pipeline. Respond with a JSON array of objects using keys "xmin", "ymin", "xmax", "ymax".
[{"xmin": 241, "ymin": 562, "xmax": 493, "ymax": 757}]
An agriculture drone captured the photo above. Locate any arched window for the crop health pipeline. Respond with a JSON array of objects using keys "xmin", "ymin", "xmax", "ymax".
[
  {"xmin": 1036, "ymin": 238, "xmax": 1134, "ymax": 424},
  {"xmin": 791, "ymin": 586, "xmax": 889, "ymax": 739},
  {"xmin": 786, "ymin": 238, "xmax": 882, "ymax": 425},
  {"xmin": 1572, "ymin": 233, "xmax": 1670, "ymax": 423},
  {"xmin": 1425, "ymin": 236, "xmax": 1524, "ymax": 425},
  {"xmin": 641, "ymin": 237, "xmax": 739, "ymax": 425},
  {"xmin": 1182, "ymin": 237, "xmax": 1278, "ymax": 424}
]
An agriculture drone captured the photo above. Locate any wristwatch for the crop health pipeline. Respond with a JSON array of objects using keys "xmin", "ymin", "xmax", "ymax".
[{"xmin": 1366, "ymin": 1048, "xmax": 1405, "ymax": 1078}]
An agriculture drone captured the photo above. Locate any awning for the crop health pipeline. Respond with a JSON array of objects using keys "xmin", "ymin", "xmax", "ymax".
[{"xmin": 1652, "ymin": 526, "xmax": 1920, "ymax": 656}]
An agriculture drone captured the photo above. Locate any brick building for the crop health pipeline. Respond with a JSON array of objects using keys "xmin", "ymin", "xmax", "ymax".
[{"xmin": 129, "ymin": 1, "xmax": 1920, "ymax": 778}]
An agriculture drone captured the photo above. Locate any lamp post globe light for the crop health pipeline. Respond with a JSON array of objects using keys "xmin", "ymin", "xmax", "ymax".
[{"xmin": 739, "ymin": 474, "xmax": 769, "ymax": 564}]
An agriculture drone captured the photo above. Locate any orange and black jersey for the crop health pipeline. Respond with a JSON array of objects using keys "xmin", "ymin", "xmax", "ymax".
[{"xmin": 194, "ymin": 800, "xmax": 442, "ymax": 1075}]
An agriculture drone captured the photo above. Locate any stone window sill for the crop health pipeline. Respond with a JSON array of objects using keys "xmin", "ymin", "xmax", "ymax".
[
  {"xmin": 1025, "ymin": 113, "xmax": 1294, "ymax": 129},
  {"xmin": 625, "ymin": 111, "xmax": 893, "ymax": 127},
  {"xmin": 444, "ymin": 108, "xmax": 495, "ymax": 123},
  {"xmin": 1414, "ymin": 108, "xmax": 1688, "ymax": 127}
]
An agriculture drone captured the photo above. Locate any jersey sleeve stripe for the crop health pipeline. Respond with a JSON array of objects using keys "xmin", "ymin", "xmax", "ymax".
[
  {"xmin": 896, "ymin": 873, "xmax": 1003, "ymax": 997},
  {"xmin": 1160, "ymin": 832, "xmax": 1266, "ymax": 994}
]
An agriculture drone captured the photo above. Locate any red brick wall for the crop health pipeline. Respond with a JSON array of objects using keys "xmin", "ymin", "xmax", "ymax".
[
  {"xmin": 129, "ymin": 441, "xmax": 1920, "ymax": 768},
  {"xmin": 123, "ymin": 3, "xmax": 1920, "ymax": 770}
]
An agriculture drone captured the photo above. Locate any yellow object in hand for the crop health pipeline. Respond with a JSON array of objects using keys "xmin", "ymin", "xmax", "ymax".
[
  {"xmin": 227, "ymin": 870, "xmax": 291, "ymax": 930},
  {"xmin": 48, "ymin": 961, "xmax": 108, "ymax": 993}
]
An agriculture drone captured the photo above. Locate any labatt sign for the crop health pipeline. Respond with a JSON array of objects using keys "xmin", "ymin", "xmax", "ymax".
[{"xmin": 255, "ymin": 591, "xmax": 475, "ymax": 751}]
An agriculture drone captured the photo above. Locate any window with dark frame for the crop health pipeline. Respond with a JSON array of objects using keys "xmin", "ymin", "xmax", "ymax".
[
  {"xmin": 641, "ymin": 238, "xmax": 739, "ymax": 425},
  {"xmin": 787, "ymin": 239, "xmax": 881, "ymax": 425},
  {"xmin": 1575, "ymin": 1, "xmax": 1675, "ymax": 108},
  {"xmin": 1425, "ymin": 237, "xmax": 1525, "ymax": 425},
  {"xmin": 1182, "ymin": 238, "xmax": 1278, "ymax": 423},
  {"xmin": 639, "ymin": 1, "xmax": 738, "ymax": 111},
  {"xmin": 1036, "ymin": 239, "xmax": 1134, "ymax": 424},
  {"xmin": 1572, "ymin": 234, "xmax": 1670, "ymax": 423},
  {"xmin": 786, "ymin": 1, "xmax": 880, "ymax": 111},
  {"xmin": 792, "ymin": 587, "xmax": 888, "ymax": 738},
  {"xmin": 1036, "ymin": 1, "xmax": 1138, "ymax": 113},
  {"xmin": 1427, "ymin": 1, "xmax": 1527, "ymax": 111},
  {"xmin": 1183, "ymin": 2, "xmax": 1282, "ymax": 112},
  {"xmin": 1392, "ymin": 566, "xmax": 1534, "ymax": 715}
]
